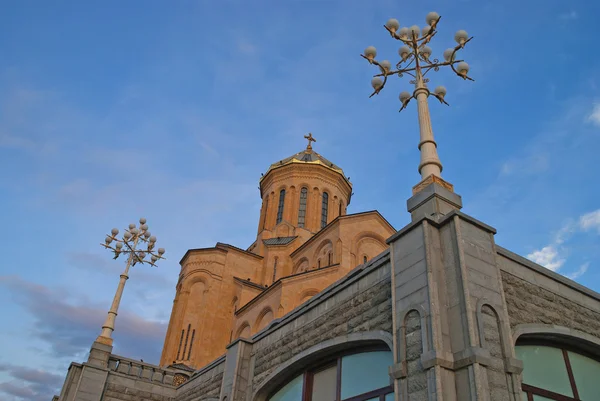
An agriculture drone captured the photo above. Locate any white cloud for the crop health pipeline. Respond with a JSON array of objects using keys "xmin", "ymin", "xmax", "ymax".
[
  {"xmin": 566, "ymin": 262, "xmax": 589, "ymax": 280},
  {"xmin": 527, "ymin": 208, "xmax": 600, "ymax": 272},
  {"xmin": 579, "ymin": 209, "xmax": 600, "ymax": 233},
  {"xmin": 527, "ymin": 246, "xmax": 565, "ymax": 271},
  {"xmin": 587, "ymin": 103, "xmax": 600, "ymax": 127}
]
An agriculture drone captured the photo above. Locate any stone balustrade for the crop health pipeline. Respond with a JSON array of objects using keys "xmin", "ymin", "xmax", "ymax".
[{"xmin": 107, "ymin": 354, "xmax": 177, "ymax": 386}]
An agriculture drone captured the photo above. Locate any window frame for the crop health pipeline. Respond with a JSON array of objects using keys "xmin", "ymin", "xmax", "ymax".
[
  {"xmin": 277, "ymin": 189, "xmax": 286, "ymax": 225},
  {"xmin": 517, "ymin": 339, "xmax": 600, "ymax": 401},
  {"xmin": 298, "ymin": 187, "xmax": 308, "ymax": 228},
  {"xmin": 321, "ymin": 192, "xmax": 329, "ymax": 229},
  {"xmin": 268, "ymin": 346, "xmax": 393, "ymax": 401}
]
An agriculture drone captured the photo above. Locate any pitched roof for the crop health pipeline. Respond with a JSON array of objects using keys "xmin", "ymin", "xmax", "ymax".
[{"xmin": 262, "ymin": 236, "xmax": 297, "ymax": 246}]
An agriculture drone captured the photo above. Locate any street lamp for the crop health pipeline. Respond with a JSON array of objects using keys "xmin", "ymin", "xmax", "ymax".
[
  {"xmin": 362, "ymin": 12, "xmax": 473, "ymax": 182},
  {"xmin": 95, "ymin": 217, "xmax": 166, "ymax": 346}
]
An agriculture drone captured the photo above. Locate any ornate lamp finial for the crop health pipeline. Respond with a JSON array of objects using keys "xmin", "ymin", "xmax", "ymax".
[{"xmin": 304, "ymin": 133, "xmax": 316, "ymax": 150}]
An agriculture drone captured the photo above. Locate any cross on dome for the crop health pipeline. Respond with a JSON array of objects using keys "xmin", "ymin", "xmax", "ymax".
[{"xmin": 304, "ymin": 133, "xmax": 316, "ymax": 150}]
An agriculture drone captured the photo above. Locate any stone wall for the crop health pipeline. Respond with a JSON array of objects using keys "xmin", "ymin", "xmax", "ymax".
[
  {"xmin": 250, "ymin": 255, "xmax": 393, "ymax": 393},
  {"xmin": 501, "ymin": 271, "xmax": 600, "ymax": 336},
  {"xmin": 496, "ymin": 247, "xmax": 600, "ymax": 339},
  {"xmin": 176, "ymin": 357, "xmax": 225, "ymax": 401}
]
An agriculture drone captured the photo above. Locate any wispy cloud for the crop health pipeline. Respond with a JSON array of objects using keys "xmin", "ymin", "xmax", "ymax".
[
  {"xmin": 580, "ymin": 209, "xmax": 600, "ymax": 233},
  {"xmin": 0, "ymin": 364, "xmax": 63, "ymax": 401},
  {"xmin": 527, "ymin": 209, "xmax": 600, "ymax": 276},
  {"xmin": 587, "ymin": 103, "xmax": 600, "ymax": 127},
  {"xmin": 0, "ymin": 275, "xmax": 166, "ymax": 362},
  {"xmin": 566, "ymin": 262, "xmax": 590, "ymax": 280}
]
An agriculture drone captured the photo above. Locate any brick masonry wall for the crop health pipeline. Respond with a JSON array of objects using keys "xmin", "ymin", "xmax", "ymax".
[
  {"xmin": 251, "ymin": 275, "xmax": 393, "ymax": 391},
  {"xmin": 501, "ymin": 271, "xmax": 600, "ymax": 337}
]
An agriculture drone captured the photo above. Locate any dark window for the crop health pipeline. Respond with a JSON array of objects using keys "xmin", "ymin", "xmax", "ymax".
[
  {"xmin": 181, "ymin": 324, "xmax": 191, "ymax": 360},
  {"xmin": 187, "ymin": 329, "xmax": 195, "ymax": 360},
  {"xmin": 339, "ymin": 202, "xmax": 342, "ymax": 216},
  {"xmin": 328, "ymin": 252, "xmax": 332, "ymax": 266},
  {"xmin": 321, "ymin": 192, "xmax": 329, "ymax": 228},
  {"xmin": 277, "ymin": 189, "xmax": 286, "ymax": 224},
  {"xmin": 176, "ymin": 329, "xmax": 184, "ymax": 360},
  {"xmin": 298, "ymin": 187, "xmax": 308, "ymax": 228},
  {"xmin": 363, "ymin": 256, "xmax": 368, "ymax": 264},
  {"xmin": 516, "ymin": 342, "xmax": 600, "ymax": 400},
  {"xmin": 268, "ymin": 349, "xmax": 393, "ymax": 401},
  {"xmin": 318, "ymin": 259, "xmax": 321, "ymax": 269},
  {"xmin": 262, "ymin": 198, "xmax": 269, "ymax": 229}
]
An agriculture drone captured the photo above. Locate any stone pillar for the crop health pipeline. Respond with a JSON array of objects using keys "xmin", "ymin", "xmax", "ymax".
[
  {"xmin": 388, "ymin": 183, "xmax": 522, "ymax": 401},
  {"xmin": 219, "ymin": 338, "xmax": 254, "ymax": 401}
]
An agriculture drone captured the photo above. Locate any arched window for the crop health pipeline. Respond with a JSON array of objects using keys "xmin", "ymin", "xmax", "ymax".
[
  {"xmin": 277, "ymin": 189, "xmax": 286, "ymax": 224},
  {"xmin": 298, "ymin": 187, "xmax": 308, "ymax": 228},
  {"xmin": 363, "ymin": 255, "xmax": 368, "ymax": 264},
  {"xmin": 328, "ymin": 252, "xmax": 332, "ymax": 266},
  {"xmin": 262, "ymin": 197, "xmax": 269, "ymax": 230},
  {"xmin": 272, "ymin": 257, "xmax": 278, "ymax": 283},
  {"xmin": 317, "ymin": 259, "xmax": 321, "ymax": 269},
  {"xmin": 268, "ymin": 349, "xmax": 393, "ymax": 401},
  {"xmin": 516, "ymin": 342, "xmax": 600, "ymax": 400},
  {"xmin": 321, "ymin": 192, "xmax": 329, "ymax": 228}
]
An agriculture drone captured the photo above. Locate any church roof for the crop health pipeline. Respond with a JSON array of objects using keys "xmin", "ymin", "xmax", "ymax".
[{"xmin": 260, "ymin": 148, "xmax": 350, "ymax": 184}]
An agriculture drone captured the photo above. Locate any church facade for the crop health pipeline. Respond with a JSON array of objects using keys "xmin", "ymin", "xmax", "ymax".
[
  {"xmin": 160, "ymin": 135, "xmax": 395, "ymax": 369},
  {"xmin": 53, "ymin": 138, "xmax": 600, "ymax": 401}
]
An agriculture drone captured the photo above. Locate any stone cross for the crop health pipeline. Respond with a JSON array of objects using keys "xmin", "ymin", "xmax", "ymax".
[{"xmin": 304, "ymin": 133, "xmax": 316, "ymax": 150}]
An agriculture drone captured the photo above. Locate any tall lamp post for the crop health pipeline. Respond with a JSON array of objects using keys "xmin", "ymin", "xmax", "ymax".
[
  {"xmin": 95, "ymin": 217, "xmax": 166, "ymax": 346},
  {"xmin": 362, "ymin": 12, "xmax": 473, "ymax": 186}
]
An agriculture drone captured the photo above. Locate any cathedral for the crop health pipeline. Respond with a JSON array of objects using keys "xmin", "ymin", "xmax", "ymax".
[
  {"xmin": 160, "ymin": 134, "xmax": 396, "ymax": 369},
  {"xmin": 53, "ymin": 131, "xmax": 600, "ymax": 401}
]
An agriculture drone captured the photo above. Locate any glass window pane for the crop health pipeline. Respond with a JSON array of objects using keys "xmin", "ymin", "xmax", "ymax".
[
  {"xmin": 515, "ymin": 346, "xmax": 573, "ymax": 397},
  {"xmin": 532, "ymin": 396, "xmax": 554, "ymax": 401},
  {"xmin": 341, "ymin": 351, "xmax": 393, "ymax": 399},
  {"xmin": 568, "ymin": 351, "xmax": 600, "ymax": 400},
  {"xmin": 385, "ymin": 393, "xmax": 395, "ymax": 401},
  {"xmin": 312, "ymin": 366, "xmax": 337, "ymax": 401},
  {"xmin": 521, "ymin": 391, "xmax": 528, "ymax": 401},
  {"xmin": 269, "ymin": 374, "xmax": 303, "ymax": 401}
]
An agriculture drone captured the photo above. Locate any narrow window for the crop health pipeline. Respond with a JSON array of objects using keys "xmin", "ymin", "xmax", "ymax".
[
  {"xmin": 186, "ymin": 329, "xmax": 195, "ymax": 360},
  {"xmin": 328, "ymin": 252, "xmax": 332, "ymax": 266},
  {"xmin": 176, "ymin": 329, "xmax": 184, "ymax": 360},
  {"xmin": 261, "ymin": 197, "xmax": 268, "ymax": 229},
  {"xmin": 298, "ymin": 187, "xmax": 308, "ymax": 227},
  {"xmin": 321, "ymin": 192, "xmax": 329, "ymax": 228},
  {"xmin": 318, "ymin": 259, "xmax": 321, "ymax": 269},
  {"xmin": 181, "ymin": 324, "xmax": 191, "ymax": 360},
  {"xmin": 272, "ymin": 257, "xmax": 278, "ymax": 283},
  {"xmin": 363, "ymin": 255, "xmax": 368, "ymax": 264},
  {"xmin": 276, "ymin": 189, "xmax": 286, "ymax": 224},
  {"xmin": 339, "ymin": 201, "xmax": 342, "ymax": 216}
]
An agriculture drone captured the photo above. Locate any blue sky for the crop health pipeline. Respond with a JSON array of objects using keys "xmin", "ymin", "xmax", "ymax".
[{"xmin": 1, "ymin": 1, "xmax": 599, "ymax": 400}]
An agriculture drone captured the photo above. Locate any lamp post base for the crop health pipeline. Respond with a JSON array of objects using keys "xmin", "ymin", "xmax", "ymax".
[
  {"xmin": 407, "ymin": 176, "xmax": 462, "ymax": 222},
  {"xmin": 412, "ymin": 174, "xmax": 454, "ymax": 195},
  {"xmin": 95, "ymin": 335, "xmax": 114, "ymax": 347},
  {"xmin": 87, "ymin": 340, "xmax": 113, "ymax": 368}
]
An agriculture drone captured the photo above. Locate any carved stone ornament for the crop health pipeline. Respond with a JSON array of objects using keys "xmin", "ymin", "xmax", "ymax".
[{"xmin": 173, "ymin": 373, "xmax": 188, "ymax": 386}]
